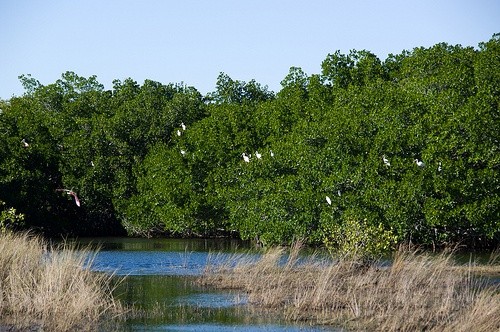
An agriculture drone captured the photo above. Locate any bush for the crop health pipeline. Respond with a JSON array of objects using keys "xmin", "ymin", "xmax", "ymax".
[{"xmin": 0, "ymin": 200, "xmax": 25, "ymax": 232}]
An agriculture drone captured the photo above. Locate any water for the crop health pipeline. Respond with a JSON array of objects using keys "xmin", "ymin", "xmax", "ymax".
[{"xmin": 78, "ymin": 237, "xmax": 337, "ymax": 332}]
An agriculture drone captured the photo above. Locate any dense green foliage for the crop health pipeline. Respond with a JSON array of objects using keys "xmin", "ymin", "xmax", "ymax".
[{"xmin": 1, "ymin": 36, "xmax": 498, "ymax": 251}]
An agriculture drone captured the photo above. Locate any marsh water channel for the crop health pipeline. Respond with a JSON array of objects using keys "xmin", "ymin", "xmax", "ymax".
[{"xmin": 79, "ymin": 237, "xmax": 338, "ymax": 331}]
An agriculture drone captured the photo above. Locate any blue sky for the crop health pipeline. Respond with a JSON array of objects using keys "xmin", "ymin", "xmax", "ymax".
[{"xmin": 1, "ymin": 1, "xmax": 498, "ymax": 99}]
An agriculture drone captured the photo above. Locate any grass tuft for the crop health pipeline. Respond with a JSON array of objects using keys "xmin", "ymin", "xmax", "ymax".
[
  {"xmin": 0, "ymin": 231, "xmax": 124, "ymax": 331},
  {"xmin": 199, "ymin": 244, "xmax": 500, "ymax": 331}
]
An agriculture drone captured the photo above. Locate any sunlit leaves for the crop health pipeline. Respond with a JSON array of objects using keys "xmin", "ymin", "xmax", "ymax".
[{"xmin": 0, "ymin": 36, "xmax": 498, "ymax": 250}]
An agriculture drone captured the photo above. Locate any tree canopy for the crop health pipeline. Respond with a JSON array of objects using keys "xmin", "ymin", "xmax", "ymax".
[{"xmin": 1, "ymin": 35, "xmax": 498, "ymax": 253}]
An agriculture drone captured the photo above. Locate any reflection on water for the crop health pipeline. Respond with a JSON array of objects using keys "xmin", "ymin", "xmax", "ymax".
[
  {"xmin": 82, "ymin": 237, "xmax": 251, "ymax": 252},
  {"xmin": 77, "ymin": 237, "xmax": 338, "ymax": 332},
  {"xmin": 85, "ymin": 238, "xmax": 258, "ymax": 276},
  {"xmin": 132, "ymin": 324, "xmax": 335, "ymax": 332},
  {"xmin": 90, "ymin": 251, "xmax": 220, "ymax": 276}
]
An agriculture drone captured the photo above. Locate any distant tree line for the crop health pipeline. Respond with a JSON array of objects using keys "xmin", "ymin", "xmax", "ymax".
[{"xmin": 1, "ymin": 35, "xmax": 498, "ymax": 253}]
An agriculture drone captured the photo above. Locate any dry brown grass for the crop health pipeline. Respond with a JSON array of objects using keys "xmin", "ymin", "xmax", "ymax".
[
  {"xmin": 0, "ymin": 231, "xmax": 124, "ymax": 331},
  {"xmin": 199, "ymin": 243, "xmax": 500, "ymax": 331}
]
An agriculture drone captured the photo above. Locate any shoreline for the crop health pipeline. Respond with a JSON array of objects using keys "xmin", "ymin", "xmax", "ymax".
[{"xmin": 197, "ymin": 244, "xmax": 500, "ymax": 331}]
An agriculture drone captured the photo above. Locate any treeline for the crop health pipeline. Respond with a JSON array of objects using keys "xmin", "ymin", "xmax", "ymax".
[{"xmin": 1, "ymin": 35, "xmax": 499, "ymax": 252}]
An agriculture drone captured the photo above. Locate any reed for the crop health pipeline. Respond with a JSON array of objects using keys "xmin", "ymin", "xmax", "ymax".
[
  {"xmin": 199, "ymin": 244, "xmax": 500, "ymax": 331},
  {"xmin": 0, "ymin": 231, "xmax": 124, "ymax": 331}
]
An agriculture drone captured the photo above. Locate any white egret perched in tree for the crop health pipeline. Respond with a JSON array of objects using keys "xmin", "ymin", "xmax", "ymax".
[
  {"xmin": 326, "ymin": 196, "xmax": 332, "ymax": 205},
  {"xmin": 414, "ymin": 159, "xmax": 425, "ymax": 167},
  {"xmin": 255, "ymin": 151, "xmax": 262, "ymax": 159},
  {"xmin": 180, "ymin": 149, "xmax": 186, "ymax": 156},
  {"xmin": 242, "ymin": 153, "xmax": 250, "ymax": 163},
  {"xmin": 270, "ymin": 150, "xmax": 274, "ymax": 157},
  {"xmin": 56, "ymin": 189, "xmax": 81, "ymax": 207},
  {"xmin": 437, "ymin": 161, "xmax": 442, "ymax": 172},
  {"xmin": 21, "ymin": 139, "xmax": 29, "ymax": 148},
  {"xmin": 382, "ymin": 155, "xmax": 390, "ymax": 167},
  {"xmin": 177, "ymin": 129, "xmax": 182, "ymax": 136},
  {"xmin": 181, "ymin": 122, "xmax": 186, "ymax": 131}
]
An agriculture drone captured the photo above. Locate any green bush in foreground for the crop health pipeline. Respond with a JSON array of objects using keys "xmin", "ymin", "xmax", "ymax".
[{"xmin": 0, "ymin": 200, "xmax": 25, "ymax": 232}]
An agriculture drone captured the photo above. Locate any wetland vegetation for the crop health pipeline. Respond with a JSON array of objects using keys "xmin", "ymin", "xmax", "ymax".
[
  {"xmin": 0, "ymin": 233, "xmax": 498, "ymax": 331},
  {"xmin": 0, "ymin": 232, "xmax": 124, "ymax": 331},
  {"xmin": 0, "ymin": 35, "xmax": 499, "ymax": 331},
  {"xmin": 199, "ymin": 243, "xmax": 500, "ymax": 331}
]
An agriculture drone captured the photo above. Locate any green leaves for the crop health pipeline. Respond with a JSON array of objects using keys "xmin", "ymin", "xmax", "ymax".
[
  {"xmin": 1, "ymin": 36, "xmax": 498, "ymax": 250},
  {"xmin": 0, "ymin": 200, "xmax": 25, "ymax": 232}
]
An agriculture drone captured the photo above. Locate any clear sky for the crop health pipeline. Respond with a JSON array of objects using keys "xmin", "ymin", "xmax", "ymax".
[{"xmin": 1, "ymin": 0, "xmax": 498, "ymax": 99}]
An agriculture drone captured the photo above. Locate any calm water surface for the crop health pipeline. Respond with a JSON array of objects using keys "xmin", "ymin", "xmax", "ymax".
[{"xmin": 78, "ymin": 237, "xmax": 338, "ymax": 332}]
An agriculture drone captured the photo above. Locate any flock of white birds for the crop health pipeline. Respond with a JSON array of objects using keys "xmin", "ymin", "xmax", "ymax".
[
  {"xmin": 325, "ymin": 155, "xmax": 436, "ymax": 206},
  {"xmin": 22, "ymin": 121, "xmax": 440, "ymax": 209}
]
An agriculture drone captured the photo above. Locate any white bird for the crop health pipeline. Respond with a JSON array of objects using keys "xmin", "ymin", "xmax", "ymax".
[
  {"xmin": 242, "ymin": 153, "xmax": 250, "ymax": 163},
  {"xmin": 56, "ymin": 189, "xmax": 81, "ymax": 207},
  {"xmin": 382, "ymin": 155, "xmax": 390, "ymax": 167},
  {"xmin": 21, "ymin": 139, "xmax": 29, "ymax": 148},
  {"xmin": 177, "ymin": 130, "xmax": 182, "ymax": 136},
  {"xmin": 255, "ymin": 151, "xmax": 262, "ymax": 159},
  {"xmin": 90, "ymin": 161, "xmax": 94, "ymax": 167},
  {"xmin": 437, "ymin": 162, "xmax": 442, "ymax": 172},
  {"xmin": 270, "ymin": 150, "xmax": 274, "ymax": 157},
  {"xmin": 414, "ymin": 159, "xmax": 425, "ymax": 168},
  {"xmin": 326, "ymin": 196, "xmax": 332, "ymax": 205},
  {"xmin": 180, "ymin": 150, "xmax": 186, "ymax": 156},
  {"xmin": 338, "ymin": 190, "xmax": 341, "ymax": 197},
  {"xmin": 181, "ymin": 122, "xmax": 186, "ymax": 131}
]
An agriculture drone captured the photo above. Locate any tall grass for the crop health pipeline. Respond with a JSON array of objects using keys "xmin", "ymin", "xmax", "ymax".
[
  {"xmin": 199, "ymin": 243, "xmax": 500, "ymax": 331},
  {"xmin": 0, "ymin": 231, "xmax": 124, "ymax": 331}
]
